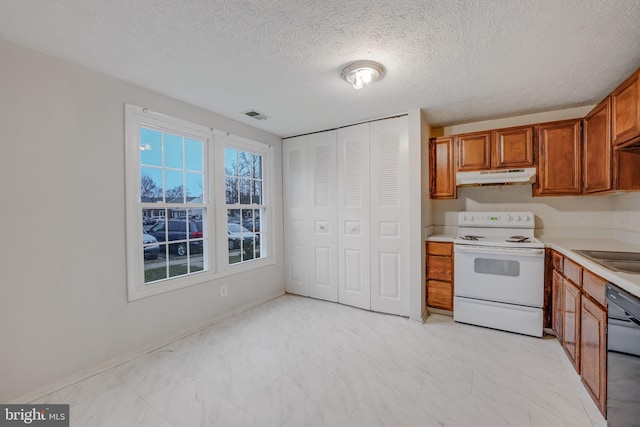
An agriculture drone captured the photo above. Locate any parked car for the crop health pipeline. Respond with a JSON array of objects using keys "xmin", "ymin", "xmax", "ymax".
[
  {"xmin": 242, "ymin": 218, "xmax": 260, "ymax": 233},
  {"xmin": 147, "ymin": 219, "xmax": 202, "ymax": 256},
  {"xmin": 143, "ymin": 232, "xmax": 159, "ymax": 260},
  {"xmin": 228, "ymin": 223, "xmax": 254, "ymax": 250}
]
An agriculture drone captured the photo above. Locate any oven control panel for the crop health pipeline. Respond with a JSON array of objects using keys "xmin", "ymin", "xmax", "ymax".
[{"xmin": 458, "ymin": 211, "xmax": 535, "ymax": 228}]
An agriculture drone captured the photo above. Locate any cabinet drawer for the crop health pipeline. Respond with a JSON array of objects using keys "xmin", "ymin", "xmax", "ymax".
[
  {"xmin": 552, "ymin": 251, "xmax": 564, "ymax": 273},
  {"xmin": 583, "ymin": 270, "xmax": 607, "ymax": 307},
  {"xmin": 564, "ymin": 258, "xmax": 583, "ymax": 286},
  {"xmin": 427, "ymin": 280, "xmax": 453, "ymax": 310},
  {"xmin": 427, "ymin": 241, "xmax": 452, "ymax": 256},
  {"xmin": 427, "ymin": 256, "xmax": 453, "ymax": 281}
]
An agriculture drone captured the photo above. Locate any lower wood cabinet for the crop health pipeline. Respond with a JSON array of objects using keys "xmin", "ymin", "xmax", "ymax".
[
  {"xmin": 552, "ymin": 270, "xmax": 564, "ymax": 341},
  {"xmin": 580, "ymin": 296, "xmax": 607, "ymax": 415},
  {"xmin": 550, "ymin": 250, "xmax": 608, "ymax": 417},
  {"xmin": 426, "ymin": 242, "xmax": 454, "ymax": 311},
  {"xmin": 562, "ymin": 278, "xmax": 582, "ymax": 371}
]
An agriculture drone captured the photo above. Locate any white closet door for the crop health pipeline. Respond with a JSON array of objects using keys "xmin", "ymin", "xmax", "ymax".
[
  {"xmin": 369, "ymin": 116, "xmax": 410, "ymax": 316},
  {"xmin": 307, "ymin": 131, "xmax": 338, "ymax": 302},
  {"xmin": 337, "ymin": 123, "xmax": 371, "ymax": 310},
  {"xmin": 283, "ymin": 136, "xmax": 309, "ymax": 296}
]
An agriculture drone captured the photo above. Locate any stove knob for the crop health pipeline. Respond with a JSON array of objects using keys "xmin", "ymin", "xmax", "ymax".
[
  {"xmin": 525, "ymin": 215, "xmax": 531, "ymax": 222},
  {"xmin": 516, "ymin": 216, "xmax": 521, "ymax": 222},
  {"xmin": 506, "ymin": 215, "xmax": 513, "ymax": 222},
  {"xmin": 470, "ymin": 216, "xmax": 475, "ymax": 221},
  {"xmin": 463, "ymin": 215, "xmax": 468, "ymax": 221}
]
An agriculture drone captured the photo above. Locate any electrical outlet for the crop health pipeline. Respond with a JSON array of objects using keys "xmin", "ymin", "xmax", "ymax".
[{"xmin": 220, "ymin": 285, "xmax": 228, "ymax": 297}]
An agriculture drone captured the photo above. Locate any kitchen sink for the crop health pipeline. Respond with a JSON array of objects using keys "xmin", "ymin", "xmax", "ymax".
[{"xmin": 573, "ymin": 250, "xmax": 640, "ymax": 274}]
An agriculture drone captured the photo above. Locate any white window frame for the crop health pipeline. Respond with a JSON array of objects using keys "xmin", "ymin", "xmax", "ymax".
[
  {"xmin": 213, "ymin": 131, "xmax": 275, "ymax": 273},
  {"xmin": 125, "ymin": 105, "xmax": 275, "ymax": 301}
]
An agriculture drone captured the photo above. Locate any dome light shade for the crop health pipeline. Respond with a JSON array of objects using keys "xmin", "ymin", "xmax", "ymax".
[{"xmin": 341, "ymin": 61, "xmax": 385, "ymax": 90}]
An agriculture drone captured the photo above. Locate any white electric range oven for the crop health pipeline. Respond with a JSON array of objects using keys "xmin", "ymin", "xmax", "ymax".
[{"xmin": 453, "ymin": 211, "xmax": 544, "ymax": 337}]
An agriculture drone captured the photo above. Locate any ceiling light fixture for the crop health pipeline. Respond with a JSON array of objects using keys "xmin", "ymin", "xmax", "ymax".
[{"xmin": 341, "ymin": 61, "xmax": 385, "ymax": 90}]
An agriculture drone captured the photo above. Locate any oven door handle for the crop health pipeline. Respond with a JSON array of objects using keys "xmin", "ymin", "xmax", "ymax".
[{"xmin": 454, "ymin": 245, "xmax": 545, "ymax": 257}]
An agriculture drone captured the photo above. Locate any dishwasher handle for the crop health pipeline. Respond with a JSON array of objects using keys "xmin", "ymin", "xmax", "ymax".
[{"xmin": 626, "ymin": 311, "xmax": 640, "ymax": 327}]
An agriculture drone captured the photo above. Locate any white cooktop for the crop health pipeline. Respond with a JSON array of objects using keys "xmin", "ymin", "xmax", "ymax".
[{"xmin": 455, "ymin": 211, "xmax": 544, "ymax": 249}]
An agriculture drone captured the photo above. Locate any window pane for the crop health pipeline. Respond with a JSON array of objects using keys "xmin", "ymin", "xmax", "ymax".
[
  {"xmin": 252, "ymin": 180, "xmax": 262, "ymax": 205},
  {"xmin": 186, "ymin": 173, "xmax": 203, "ymax": 202},
  {"xmin": 140, "ymin": 128, "xmax": 162, "ymax": 166},
  {"xmin": 239, "ymin": 179, "xmax": 251, "ymax": 204},
  {"xmin": 164, "ymin": 133, "xmax": 183, "ymax": 169},
  {"xmin": 243, "ymin": 238, "xmax": 256, "ymax": 261},
  {"xmin": 252, "ymin": 154, "xmax": 262, "ymax": 179},
  {"xmin": 190, "ymin": 252, "xmax": 204, "ymax": 273},
  {"xmin": 140, "ymin": 167, "xmax": 163, "ymax": 201},
  {"xmin": 185, "ymin": 139, "xmax": 203, "ymax": 171},
  {"xmin": 238, "ymin": 151, "xmax": 252, "ymax": 177},
  {"xmin": 253, "ymin": 209, "xmax": 262, "ymax": 233},
  {"xmin": 145, "ymin": 258, "xmax": 167, "ymax": 283},
  {"xmin": 226, "ymin": 177, "xmax": 238, "ymax": 204},
  {"xmin": 165, "ymin": 170, "xmax": 184, "ymax": 203},
  {"xmin": 225, "ymin": 148, "xmax": 238, "ymax": 176},
  {"xmin": 169, "ymin": 257, "xmax": 189, "ymax": 278},
  {"xmin": 255, "ymin": 234, "xmax": 261, "ymax": 258}
]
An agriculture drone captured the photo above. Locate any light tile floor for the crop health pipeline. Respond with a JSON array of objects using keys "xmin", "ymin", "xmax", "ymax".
[{"xmin": 35, "ymin": 295, "xmax": 607, "ymax": 426}]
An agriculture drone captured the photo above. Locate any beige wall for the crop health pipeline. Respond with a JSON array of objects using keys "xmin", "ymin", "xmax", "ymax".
[
  {"xmin": 428, "ymin": 106, "xmax": 637, "ymax": 239},
  {"xmin": 613, "ymin": 192, "xmax": 640, "ymax": 241},
  {"xmin": 0, "ymin": 40, "xmax": 284, "ymax": 402}
]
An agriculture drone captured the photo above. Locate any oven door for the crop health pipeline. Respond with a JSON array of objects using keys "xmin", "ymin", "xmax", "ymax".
[{"xmin": 454, "ymin": 245, "xmax": 544, "ymax": 307}]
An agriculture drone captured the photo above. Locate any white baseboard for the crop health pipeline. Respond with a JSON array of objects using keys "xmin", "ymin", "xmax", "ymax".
[
  {"xmin": 426, "ymin": 307, "xmax": 454, "ymax": 317},
  {"xmin": 11, "ymin": 290, "xmax": 285, "ymax": 405}
]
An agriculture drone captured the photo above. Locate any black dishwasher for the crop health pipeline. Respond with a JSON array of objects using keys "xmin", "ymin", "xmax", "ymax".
[{"xmin": 606, "ymin": 283, "xmax": 640, "ymax": 426}]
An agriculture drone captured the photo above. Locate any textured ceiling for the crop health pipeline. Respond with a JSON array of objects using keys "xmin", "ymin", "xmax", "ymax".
[{"xmin": 1, "ymin": 0, "xmax": 639, "ymax": 137}]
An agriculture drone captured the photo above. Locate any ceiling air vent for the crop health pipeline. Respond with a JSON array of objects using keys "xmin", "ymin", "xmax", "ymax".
[{"xmin": 243, "ymin": 110, "xmax": 268, "ymax": 120}]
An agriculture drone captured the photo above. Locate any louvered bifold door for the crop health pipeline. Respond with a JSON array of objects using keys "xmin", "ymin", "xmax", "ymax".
[
  {"xmin": 369, "ymin": 116, "xmax": 410, "ymax": 316},
  {"xmin": 337, "ymin": 123, "xmax": 371, "ymax": 310},
  {"xmin": 307, "ymin": 131, "xmax": 339, "ymax": 302},
  {"xmin": 283, "ymin": 136, "xmax": 310, "ymax": 296}
]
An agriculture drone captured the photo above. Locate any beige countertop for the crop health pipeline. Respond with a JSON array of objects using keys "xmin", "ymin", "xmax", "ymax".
[
  {"xmin": 425, "ymin": 234, "xmax": 455, "ymax": 242},
  {"xmin": 540, "ymin": 237, "xmax": 640, "ymax": 299}
]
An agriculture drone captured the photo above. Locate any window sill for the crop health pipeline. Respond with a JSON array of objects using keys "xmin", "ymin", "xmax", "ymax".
[{"xmin": 127, "ymin": 256, "xmax": 276, "ymax": 302}]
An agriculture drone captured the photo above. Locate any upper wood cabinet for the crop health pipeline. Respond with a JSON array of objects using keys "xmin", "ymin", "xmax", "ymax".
[
  {"xmin": 583, "ymin": 98, "xmax": 612, "ymax": 194},
  {"xmin": 612, "ymin": 69, "xmax": 640, "ymax": 145},
  {"xmin": 456, "ymin": 131, "xmax": 491, "ymax": 171},
  {"xmin": 492, "ymin": 125, "xmax": 534, "ymax": 168},
  {"xmin": 534, "ymin": 119, "xmax": 582, "ymax": 196},
  {"xmin": 429, "ymin": 136, "xmax": 456, "ymax": 199},
  {"xmin": 456, "ymin": 127, "xmax": 533, "ymax": 171}
]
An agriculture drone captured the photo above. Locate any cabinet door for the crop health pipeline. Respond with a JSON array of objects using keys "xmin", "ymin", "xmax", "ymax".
[
  {"xmin": 337, "ymin": 124, "xmax": 371, "ymax": 310},
  {"xmin": 456, "ymin": 132, "xmax": 491, "ymax": 171},
  {"xmin": 369, "ymin": 116, "xmax": 410, "ymax": 316},
  {"xmin": 429, "ymin": 136, "xmax": 456, "ymax": 199},
  {"xmin": 492, "ymin": 126, "xmax": 533, "ymax": 168},
  {"xmin": 307, "ymin": 131, "xmax": 338, "ymax": 302},
  {"xmin": 580, "ymin": 297, "xmax": 607, "ymax": 416},
  {"xmin": 562, "ymin": 278, "xmax": 581, "ymax": 372},
  {"xmin": 583, "ymin": 98, "xmax": 612, "ymax": 194},
  {"xmin": 612, "ymin": 70, "xmax": 640, "ymax": 145},
  {"xmin": 427, "ymin": 255, "xmax": 452, "ymax": 282},
  {"xmin": 282, "ymin": 137, "xmax": 309, "ymax": 296},
  {"xmin": 552, "ymin": 270, "xmax": 564, "ymax": 341},
  {"xmin": 535, "ymin": 120, "xmax": 582, "ymax": 195},
  {"xmin": 427, "ymin": 280, "xmax": 453, "ymax": 311}
]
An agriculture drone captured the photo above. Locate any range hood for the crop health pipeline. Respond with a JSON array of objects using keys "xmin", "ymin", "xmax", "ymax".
[{"xmin": 456, "ymin": 167, "xmax": 537, "ymax": 186}]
